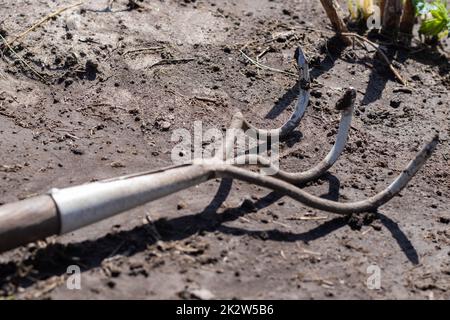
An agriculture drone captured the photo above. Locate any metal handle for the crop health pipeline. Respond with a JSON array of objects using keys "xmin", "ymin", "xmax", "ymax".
[{"xmin": 0, "ymin": 164, "xmax": 212, "ymax": 253}]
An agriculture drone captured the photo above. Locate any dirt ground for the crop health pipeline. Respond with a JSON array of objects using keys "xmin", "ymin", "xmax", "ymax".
[{"xmin": 0, "ymin": 0, "xmax": 449, "ymax": 300}]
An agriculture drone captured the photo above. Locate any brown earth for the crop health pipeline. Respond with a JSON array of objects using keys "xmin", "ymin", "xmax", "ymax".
[{"xmin": 0, "ymin": 0, "xmax": 449, "ymax": 299}]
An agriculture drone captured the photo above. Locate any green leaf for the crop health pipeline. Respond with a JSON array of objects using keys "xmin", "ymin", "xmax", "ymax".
[
  {"xmin": 418, "ymin": 0, "xmax": 450, "ymax": 38},
  {"xmin": 419, "ymin": 17, "xmax": 445, "ymax": 35}
]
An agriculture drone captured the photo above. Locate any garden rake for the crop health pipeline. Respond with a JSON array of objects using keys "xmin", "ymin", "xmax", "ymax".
[{"xmin": 0, "ymin": 47, "xmax": 438, "ymax": 253}]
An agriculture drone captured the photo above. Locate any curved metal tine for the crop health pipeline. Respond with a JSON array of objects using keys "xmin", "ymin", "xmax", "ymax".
[
  {"xmin": 215, "ymin": 47, "xmax": 310, "ymax": 161},
  {"xmin": 241, "ymin": 47, "xmax": 311, "ymax": 138},
  {"xmin": 229, "ymin": 88, "xmax": 356, "ymax": 184},
  {"xmin": 219, "ymin": 134, "xmax": 439, "ymax": 214}
]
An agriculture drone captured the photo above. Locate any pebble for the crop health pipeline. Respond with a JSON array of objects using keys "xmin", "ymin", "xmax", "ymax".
[
  {"xmin": 70, "ymin": 148, "xmax": 84, "ymax": 155},
  {"xmin": 189, "ymin": 288, "xmax": 215, "ymax": 300},
  {"xmin": 111, "ymin": 161, "xmax": 125, "ymax": 168},
  {"xmin": 438, "ymin": 216, "xmax": 449, "ymax": 224},
  {"xmin": 390, "ymin": 98, "xmax": 402, "ymax": 108}
]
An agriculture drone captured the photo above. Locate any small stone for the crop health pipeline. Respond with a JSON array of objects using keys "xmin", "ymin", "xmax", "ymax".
[
  {"xmin": 111, "ymin": 161, "xmax": 125, "ymax": 168},
  {"xmin": 71, "ymin": 148, "xmax": 84, "ymax": 155},
  {"xmin": 390, "ymin": 98, "xmax": 402, "ymax": 108},
  {"xmin": 393, "ymin": 87, "xmax": 412, "ymax": 94},
  {"xmin": 371, "ymin": 222, "xmax": 382, "ymax": 231},
  {"xmin": 190, "ymin": 288, "xmax": 215, "ymax": 300},
  {"xmin": 438, "ymin": 216, "xmax": 450, "ymax": 224},
  {"xmin": 110, "ymin": 269, "xmax": 121, "ymax": 278},
  {"xmin": 64, "ymin": 79, "xmax": 73, "ymax": 87},
  {"xmin": 177, "ymin": 202, "xmax": 187, "ymax": 210},
  {"xmin": 245, "ymin": 70, "xmax": 257, "ymax": 78},
  {"xmin": 158, "ymin": 121, "xmax": 171, "ymax": 131},
  {"xmin": 310, "ymin": 89, "xmax": 322, "ymax": 98}
]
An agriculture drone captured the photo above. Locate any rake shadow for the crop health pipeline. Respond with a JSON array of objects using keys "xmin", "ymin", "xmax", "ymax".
[{"xmin": 0, "ymin": 173, "xmax": 418, "ymax": 294}]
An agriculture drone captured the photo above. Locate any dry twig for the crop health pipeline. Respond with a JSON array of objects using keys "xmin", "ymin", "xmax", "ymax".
[
  {"xmin": 318, "ymin": 1, "xmax": 406, "ymax": 85},
  {"xmin": 122, "ymin": 46, "xmax": 165, "ymax": 56},
  {"xmin": 149, "ymin": 58, "xmax": 195, "ymax": 69},
  {"xmin": 240, "ymin": 50, "xmax": 297, "ymax": 77},
  {"xmin": 342, "ymin": 32, "xmax": 407, "ymax": 85},
  {"xmin": 0, "ymin": 34, "xmax": 45, "ymax": 81},
  {"xmin": 5, "ymin": 1, "xmax": 84, "ymax": 47}
]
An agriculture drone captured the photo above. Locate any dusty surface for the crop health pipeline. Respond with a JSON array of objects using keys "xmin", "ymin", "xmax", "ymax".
[{"xmin": 0, "ymin": 0, "xmax": 449, "ymax": 299}]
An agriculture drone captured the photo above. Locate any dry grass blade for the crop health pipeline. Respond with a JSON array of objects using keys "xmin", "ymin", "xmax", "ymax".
[
  {"xmin": 122, "ymin": 46, "xmax": 165, "ymax": 56},
  {"xmin": 148, "ymin": 58, "xmax": 195, "ymax": 69},
  {"xmin": 6, "ymin": 0, "xmax": 85, "ymax": 47},
  {"xmin": 342, "ymin": 32, "xmax": 407, "ymax": 85},
  {"xmin": 0, "ymin": 34, "xmax": 45, "ymax": 81},
  {"xmin": 239, "ymin": 50, "xmax": 297, "ymax": 77},
  {"xmin": 284, "ymin": 26, "xmax": 407, "ymax": 85}
]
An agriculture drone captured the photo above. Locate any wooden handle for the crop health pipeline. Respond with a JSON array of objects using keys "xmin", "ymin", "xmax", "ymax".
[{"xmin": 0, "ymin": 195, "xmax": 60, "ymax": 253}]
